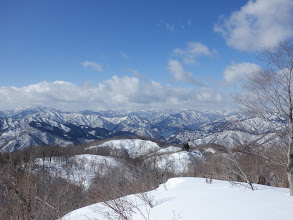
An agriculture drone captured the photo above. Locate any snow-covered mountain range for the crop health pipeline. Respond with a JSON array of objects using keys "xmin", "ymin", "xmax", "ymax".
[{"xmin": 0, "ymin": 107, "xmax": 282, "ymax": 152}]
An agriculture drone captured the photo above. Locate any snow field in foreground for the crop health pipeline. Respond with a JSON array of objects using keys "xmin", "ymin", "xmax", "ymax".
[{"xmin": 62, "ymin": 177, "xmax": 293, "ymax": 220}]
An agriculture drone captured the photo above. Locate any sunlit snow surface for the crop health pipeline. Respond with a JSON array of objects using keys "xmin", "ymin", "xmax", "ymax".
[{"xmin": 62, "ymin": 177, "xmax": 293, "ymax": 220}]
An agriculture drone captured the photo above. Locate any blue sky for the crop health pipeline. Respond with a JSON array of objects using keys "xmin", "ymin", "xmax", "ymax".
[{"xmin": 1, "ymin": 0, "xmax": 293, "ymax": 111}]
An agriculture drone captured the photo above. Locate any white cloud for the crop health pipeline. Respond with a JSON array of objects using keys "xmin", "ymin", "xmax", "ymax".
[
  {"xmin": 224, "ymin": 62, "xmax": 261, "ymax": 83},
  {"xmin": 215, "ymin": 0, "xmax": 293, "ymax": 51},
  {"xmin": 120, "ymin": 51, "xmax": 128, "ymax": 59},
  {"xmin": 168, "ymin": 59, "xmax": 203, "ymax": 86},
  {"xmin": 173, "ymin": 42, "xmax": 215, "ymax": 64},
  {"xmin": 82, "ymin": 60, "xmax": 104, "ymax": 72},
  {"xmin": 0, "ymin": 78, "xmax": 232, "ymax": 111}
]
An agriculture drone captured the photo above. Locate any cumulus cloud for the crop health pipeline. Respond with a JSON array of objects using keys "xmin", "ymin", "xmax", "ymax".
[
  {"xmin": 168, "ymin": 59, "xmax": 203, "ymax": 86},
  {"xmin": 0, "ymin": 77, "xmax": 232, "ymax": 111},
  {"xmin": 224, "ymin": 62, "xmax": 261, "ymax": 83},
  {"xmin": 82, "ymin": 60, "xmax": 104, "ymax": 72},
  {"xmin": 214, "ymin": 0, "xmax": 293, "ymax": 51},
  {"xmin": 173, "ymin": 42, "xmax": 215, "ymax": 64}
]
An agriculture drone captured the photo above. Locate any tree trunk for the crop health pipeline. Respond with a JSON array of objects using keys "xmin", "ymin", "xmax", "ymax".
[
  {"xmin": 288, "ymin": 170, "xmax": 293, "ymax": 196},
  {"xmin": 287, "ymin": 77, "xmax": 293, "ymax": 195},
  {"xmin": 287, "ymin": 136, "xmax": 293, "ymax": 196}
]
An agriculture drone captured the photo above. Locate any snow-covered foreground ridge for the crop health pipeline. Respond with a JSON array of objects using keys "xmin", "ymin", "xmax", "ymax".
[{"xmin": 62, "ymin": 177, "xmax": 293, "ymax": 220}]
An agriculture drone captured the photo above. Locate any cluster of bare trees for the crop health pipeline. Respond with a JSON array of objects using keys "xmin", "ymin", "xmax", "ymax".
[
  {"xmin": 0, "ymin": 143, "xmax": 177, "ymax": 219},
  {"xmin": 236, "ymin": 41, "xmax": 293, "ymax": 195},
  {"xmin": 0, "ymin": 149, "xmax": 85, "ymax": 219},
  {"xmin": 86, "ymin": 153, "xmax": 180, "ymax": 220},
  {"xmin": 190, "ymin": 41, "xmax": 293, "ymax": 195},
  {"xmin": 89, "ymin": 167, "xmax": 159, "ymax": 220},
  {"xmin": 191, "ymin": 145, "xmax": 288, "ymax": 189}
]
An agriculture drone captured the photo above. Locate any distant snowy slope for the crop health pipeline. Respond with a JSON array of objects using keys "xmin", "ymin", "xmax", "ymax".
[
  {"xmin": 87, "ymin": 139, "xmax": 161, "ymax": 158},
  {"xmin": 33, "ymin": 140, "xmax": 204, "ymax": 186},
  {"xmin": 177, "ymin": 130, "xmax": 279, "ymax": 149},
  {"xmin": 152, "ymin": 150, "xmax": 203, "ymax": 174},
  {"xmin": 62, "ymin": 177, "xmax": 293, "ymax": 220},
  {"xmin": 147, "ymin": 146, "xmax": 203, "ymax": 174},
  {"xmin": 34, "ymin": 154, "xmax": 123, "ymax": 188},
  {"xmin": 157, "ymin": 146, "xmax": 181, "ymax": 154}
]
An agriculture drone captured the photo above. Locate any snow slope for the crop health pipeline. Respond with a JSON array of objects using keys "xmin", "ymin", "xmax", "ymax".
[
  {"xmin": 150, "ymin": 150, "xmax": 203, "ymax": 174},
  {"xmin": 87, "ymin": 139, "xmax": 161, "ymax": 158},
  {"xmin": 62, "ymin": 177, "xmax": 293, "ymax": 220},
  {"xmin": 34, "ymin": 154, "xmax": 123, "ymax": 188},
  {"xmin": 156, "ymin": 146, "xmax": 181, "ymax": 154}
]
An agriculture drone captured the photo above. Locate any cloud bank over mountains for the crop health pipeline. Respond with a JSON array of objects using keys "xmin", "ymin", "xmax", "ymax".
[
  {"xmin": 0, "ymin": 78, "xmax": 231, "ymax": 111},
  {"xmin": 2, "ymin": 1, "xmax": 292, "ymax": 112}
]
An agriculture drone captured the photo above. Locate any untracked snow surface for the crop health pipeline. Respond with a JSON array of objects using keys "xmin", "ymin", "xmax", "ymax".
[{"xmin": 62, "ymin": 177, "xmax": 293, "ymax": 220}]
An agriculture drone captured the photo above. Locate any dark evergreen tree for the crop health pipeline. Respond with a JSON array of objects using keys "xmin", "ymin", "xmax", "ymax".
[{"xmin": 182, "ymin": 143, "xmax": 190, "ymax": 152}]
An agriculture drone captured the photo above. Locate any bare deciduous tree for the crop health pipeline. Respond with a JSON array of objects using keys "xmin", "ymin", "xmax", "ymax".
[{"xmin": 237, "ymin": 41, "xmax": 293, "ymax": 195}]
